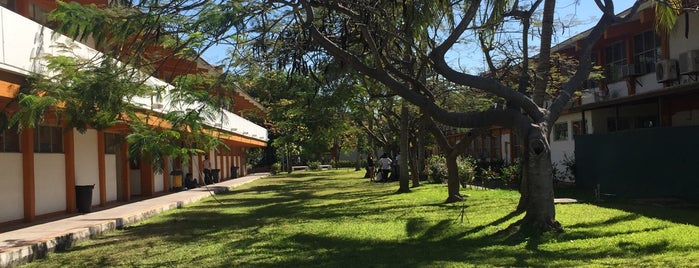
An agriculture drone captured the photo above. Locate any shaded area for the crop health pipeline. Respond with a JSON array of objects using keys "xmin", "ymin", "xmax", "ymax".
[{"xmin": 23, "ymin": 170, "xmax": 699, "ymax": 267}]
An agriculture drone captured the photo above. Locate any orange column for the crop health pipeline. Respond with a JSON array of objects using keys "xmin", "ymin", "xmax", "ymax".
[
  {"xmin": 140, "ymin": 154, "xmax": 154, "ymax": 195},
  {"xmin": 97, "ymin": 130, "xmax": 106, "ymax": 206},
  {"xmin": 64, "ymin": 128, "xmax": 76, "ymax": 213},
  {"xmin": 120, "ymin": 141, "xmax": 131, "ymax": 202},
  {"xmin": 22, "ymin": 128, "xmax": 35, "ymax": 222},
  {"xmin": 162, "ymin": 155, "xmax": 170, "ymax": 191}
]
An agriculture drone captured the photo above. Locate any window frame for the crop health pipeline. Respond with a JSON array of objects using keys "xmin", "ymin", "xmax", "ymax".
[
  {"xmin": 0, "ymin": 125, "xmax": 21, "ymax": 152},
  {"xmin": 604, "ymin": 41, "xmax": 627, "ymax": 82},
  {"xmin": 34, "ymin": 125, "xmax": 64, "ymax": 153},
  {"xmin": 632, "ymin": 31, "xmax": 660, "ymax": 75},
  {"xmin": 553, "ymin": 122, "xmax": 569, "ymax": 141}
]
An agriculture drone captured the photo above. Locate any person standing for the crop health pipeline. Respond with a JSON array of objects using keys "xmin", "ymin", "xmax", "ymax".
[
  {"xmin": 392, "ymin": 151, "xmax": 401, "ymax": 181},
  {"xmin": 365, "ymin": 155, "xmax": 376, "ymax": 181},
  {"xmin": 377, "ymin": 153, "xmax": 392, "ymax": 183},
  {"xmin": 202, "ymin": 155, "xmax": 212, "ymax": 184}
]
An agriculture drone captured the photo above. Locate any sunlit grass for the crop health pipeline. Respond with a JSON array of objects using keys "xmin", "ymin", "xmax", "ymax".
[{"xmin": 23, "ymin": 169, "xmax": 699, "ymax": 267}]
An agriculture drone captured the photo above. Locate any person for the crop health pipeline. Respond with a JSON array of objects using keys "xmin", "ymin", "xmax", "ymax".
[
  {"xmin": 391, "ymin": 151, "xmax": 401, "ymax": 181},
  {"xmin": 377, "ymin": 153, "xmax": 392, "ymax": 183},
  {"xmin": 364, "ymin": 155, "xmax": 375, "ymax": 181},
  {"xmin": 202, "ymin": 155, "xmax": 212, "ymax": 184},
  {"xmin": 184, "ymin": 173, "xmax": 198, "ymax": 189}
]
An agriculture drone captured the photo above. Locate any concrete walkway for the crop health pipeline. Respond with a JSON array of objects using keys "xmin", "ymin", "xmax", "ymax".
[{"xmin": 0, "ymin": 173, "xmax": 268, "ymax": 267}]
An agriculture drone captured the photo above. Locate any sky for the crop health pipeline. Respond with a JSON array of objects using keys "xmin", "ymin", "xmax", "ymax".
[{"xmin": 201, "ymin": 1, "xmax": 637, "ymax": 74}]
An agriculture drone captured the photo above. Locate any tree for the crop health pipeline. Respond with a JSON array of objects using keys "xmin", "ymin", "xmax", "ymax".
[
  {"xmin": 42, "ymin": 0, "xmax": 648, "ymax": 233},
  {"xmin": 276, "ymin": 0, "xmax": 645, "ymax": 232}
]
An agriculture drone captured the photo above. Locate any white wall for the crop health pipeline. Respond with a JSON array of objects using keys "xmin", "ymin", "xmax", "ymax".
[
  {"xmin": 105, "ymin": 154, "xmax": 117, "ymax": 202},
  {"xmin": 0, "ymin": 153, "xmax": 24, "ymax": 222},
  {"xmin": 34, "ymin": 154, "xmax": 66, "ymax": 216},
  {"xmin": 500, "ymin": 133, "xmax": 511, "ymax": 164},
  {"xmin": 74, "ymin": 130, "xmax": 99, "ymax": 206},
  {"xmin": 550, "ymin": 113, "xmax": 583, "ymax": 168},
  {"xmin": 154, "ymin": 172, "xmax": 163, "ymax": 192}
]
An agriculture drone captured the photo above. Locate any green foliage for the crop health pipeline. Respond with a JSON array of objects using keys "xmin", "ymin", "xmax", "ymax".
[
  {"xmin": 270, "ymin": 162, "xmax": 282, "ymax": 175},
  {"xmin": 11, "ymin": 55, "xmax": 150, "ymax": 132},
  {"xmin": 22, "ymin": 170, "xmax": 699, "ymax": 267},
  {"xmin": 307, "ymin": 161, "xmax": 321, "ymax": 171},
  {"xmin": 456, "ymin": 156, "xmax": 477, "ymax": 187},
  {"xmin": 425, "ymin": 155, "xmax": 447, "ymax": 183}
]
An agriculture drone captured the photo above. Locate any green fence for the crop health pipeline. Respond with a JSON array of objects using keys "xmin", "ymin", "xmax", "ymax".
[{"xmin": 576, "ymin": 126, "xmax": 699, "ymax": 201}]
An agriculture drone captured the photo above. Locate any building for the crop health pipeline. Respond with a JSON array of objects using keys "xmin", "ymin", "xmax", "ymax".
[
  {"xmin": 0, "ymin": 1, "xmax": 268, "ymax": 225},
  {"xmin": 549, "ymin": 0, "xmax": 699, "ymax": 200}
]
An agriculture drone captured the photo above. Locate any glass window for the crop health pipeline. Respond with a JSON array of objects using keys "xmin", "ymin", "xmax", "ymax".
[
  {"xmin": 0, "ymin": 0, "xmax": 15, "ymax": 11},
  {"xmin": 0, "ymin": 125, "xmax": 20, "ymax": 152},
  {"xmin": 104, "ymin": 133, "xmax": 121, "ymax": 154},
  {"xmin": 29, "ymin": 2, "xmax": 48, "ymax": 25},
  {"xmin": 604, "ymin": 41, "xmax": 627, "ymax": 82},
  {"xmin": 34, "ymin": 125, "xmax": 64, "ymax": 153},
  {"xmin": 553, "ymin": 122, "xmax": 568, "ymax": 141},
  {"xmin": 633, "ymin": 31, "xmax": 660, "ymax": 74}
]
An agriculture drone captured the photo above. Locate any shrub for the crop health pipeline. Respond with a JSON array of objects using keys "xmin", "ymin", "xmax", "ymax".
[
  {"xmin": 500, "ymin": 158, "xmax": 521, "ymax": 183},
  {"xmin": 457, "ymin": 156, "xmax": 477, "ymax": 187},
  {"xmin": 271, "ymin": 162, "xmax": 282, "ymax": 175},
  {"xmin": 307, "ymin": 161, "xmax": 321, "ymax": 171},
  {"xmin": 425, "ymin": 155, "xmax": 447, "ymax": 183}
]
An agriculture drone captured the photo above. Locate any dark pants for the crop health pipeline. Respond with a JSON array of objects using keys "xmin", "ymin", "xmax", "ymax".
[
  {"xmin": 381, "ymin": 169, "xmax": 390, "ymax": 182},
  {"xmin": 203, "ymin": 169, "xmax": 212, "ymax": 184}
]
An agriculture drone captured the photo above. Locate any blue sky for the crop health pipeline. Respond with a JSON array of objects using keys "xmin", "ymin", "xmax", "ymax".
[{"xmin": 202, "ymin": 1, "xmax": 637, "ymax": 73}]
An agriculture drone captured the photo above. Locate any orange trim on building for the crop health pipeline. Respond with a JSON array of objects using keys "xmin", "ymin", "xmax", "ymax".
[
  {"xmin": 97, "ymin": 130, "xmax": 107, "ymax": 206},
  {"xmin": 140, "ymin": 154, "xmax": 154, "ymax": 195},
  {"xmin": 64, "ymin": 128, "xmax": 76, "ymax": 213},
  {"xmin": 120, "ymin": 141, "xmax": 131, "ymax": 202},
  {"xmin": 21, "ymin": 128, "xmax": 35, "ymax": 222}
]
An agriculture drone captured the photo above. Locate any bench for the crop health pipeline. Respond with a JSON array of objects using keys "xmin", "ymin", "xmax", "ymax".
[{"xmin": 292, "ymin": 165, "xmax": 309, "ymax": 171}]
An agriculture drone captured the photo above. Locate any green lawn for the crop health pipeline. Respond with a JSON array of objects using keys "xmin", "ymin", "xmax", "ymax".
[{"xmin": 24, "ymin": 170, "xmax": 699, "ymax": 267}]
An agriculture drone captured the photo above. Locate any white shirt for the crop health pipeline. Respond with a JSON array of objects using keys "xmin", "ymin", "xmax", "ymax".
[{"xmin": 378, "ymin": 157, "xmax": 392, "ymax": 170}]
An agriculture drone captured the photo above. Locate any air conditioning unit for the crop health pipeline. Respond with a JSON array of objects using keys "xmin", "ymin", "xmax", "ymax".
[
  {"xmin": 151, "ymin": 103, "xmax": 164, "ymax": 109},
  {"xmin": 679, "ymin": 50, "xmax": 699, "ymax": 74},
  {"xmin": 656, "ymin": 59, "xmax": 679, "ymax": 82}
]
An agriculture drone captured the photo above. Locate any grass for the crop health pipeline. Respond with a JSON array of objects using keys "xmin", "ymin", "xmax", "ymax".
[{"xmin": 23, "ymin": 169, "xmax": 699, "ymax": 267}]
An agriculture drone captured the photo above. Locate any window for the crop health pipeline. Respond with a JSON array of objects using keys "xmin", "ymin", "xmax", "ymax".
[
  {"xmin": 34, "ymin": 125, "xmax": 63, "ymax": 153},
  {"xmin": 29, "ymin": 2, "xmax": 48, "ymax": 25},
  {"xmin": 0, "ymin": 0, "xmax": 15, "ymax": 11},
  {"xmin": 104, "ymin": 133, "xmax": 121, "ymax": 154},
  {"xmin": 633, "ymin": 31, "xmax": 660, "ymax": 74},
  {"xmin": 553, "ymin": 122, "xmax": 568, "ymax": 141},
  {"xmin": 604, "ymin": 41, "xmax": 627, "ymax": 82},
  {"xmin": 0, "ymin": 125, "xmax": 20, "ymax": 152}
]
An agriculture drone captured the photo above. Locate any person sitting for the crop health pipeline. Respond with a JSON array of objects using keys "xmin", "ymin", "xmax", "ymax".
[{"xmin": 185, "ymin": 173, "xmax": 198, "ymax": 189}]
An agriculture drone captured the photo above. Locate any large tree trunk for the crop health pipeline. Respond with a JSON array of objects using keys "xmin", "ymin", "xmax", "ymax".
[
  {"xmin": 444, "ymin": 154, "xmax": 463, "ymax": 203},
  {"xmin": 397, "ymin": 104, "xmax": 411, "ymax": 193},
  {"xmin": 512, "ymin": 124, "xmax": 562, "ymax": 233}
]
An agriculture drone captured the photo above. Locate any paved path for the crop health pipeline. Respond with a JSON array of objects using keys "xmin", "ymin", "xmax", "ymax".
[{"xmin": 0, "ymin": 173, "xmax": 268, "ymax": 267}]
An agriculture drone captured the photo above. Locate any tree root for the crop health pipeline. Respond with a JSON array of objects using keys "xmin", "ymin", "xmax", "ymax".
[{"xmin": 444, "ymin": 194, "xmax": 464, "ymax": 203}]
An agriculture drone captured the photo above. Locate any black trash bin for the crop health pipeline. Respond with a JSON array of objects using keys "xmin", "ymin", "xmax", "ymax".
[
  {"xmin": 75, "ymin": 185, "xmax": 94, "ymax": 213},
  {"xmin": 211, "ymin": 169, "xmax": 220, "ymax": 183},
  {"xmin": 230, "ymin": 166, "xmax": 238, "ymax": 179}
]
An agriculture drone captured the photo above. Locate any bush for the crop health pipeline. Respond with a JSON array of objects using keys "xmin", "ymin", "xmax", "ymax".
[
  {"xmin": 425, "ymin": 155, "xmax": 447, "ymax": 183},
  {"xmin": 457, "ymin": 156, "xmax": 477, "ymax": 187},
  {"xmin": 271, "ymin": 162, "xmax": 282, "ymax": 175},
  {"xmin": 307, "ymin": 161, "xmax": 321, "ymax": 171}
]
